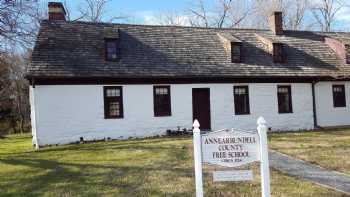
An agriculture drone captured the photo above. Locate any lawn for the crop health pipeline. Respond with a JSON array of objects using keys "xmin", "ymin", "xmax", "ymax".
[
  {"xmin": 269, "ymin": 128, "xmax": 350, "ymax": 176},
  {"xmin": 0, "ymin": 134, "xmax": 347, "ymax": 197}
]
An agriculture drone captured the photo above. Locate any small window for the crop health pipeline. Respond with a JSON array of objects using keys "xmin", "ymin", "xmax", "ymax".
[
  {"xmin": 231, "ymin": 42, "xmax": 242, "ymax": 63},
  {"xmin": 104, "ymin": 86, "xmax": 123, "ymax": 119},
  {"xmin": 105, "ymin": 39, "xmax": 119, "ymax": 61},
  {"xmin": 333, "ymin": 85, "xmax": 346, "ymax": 107},
  {"xmin": 234, "ymin": 86, "xmax": 250, "ymax": 115},
  {"xmin": 277, "ymin": 85, "xmax": 293, "ymax": 113},
  {"xmin": 154, "ymin": 86, "xmax": 171, "ymax": 117}
]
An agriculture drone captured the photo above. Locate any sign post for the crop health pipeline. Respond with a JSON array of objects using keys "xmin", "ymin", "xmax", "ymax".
[
  {"xmin": 193, "ymin": 119, "xmax": 203, "ymax": 197},
  {"xmin": 257, "ymin": 117, "xmax": 271, "ymax": 197},
  {"xmin": 192, "ymin": 117, "xmax": 271, "ymax": 197}
]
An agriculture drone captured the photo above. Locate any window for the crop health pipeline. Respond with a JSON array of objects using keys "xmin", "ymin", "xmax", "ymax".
[
  {"xmin": 346, "ymin": 45, "xmax": 350, "ymax": 64},
  {"xmin": 231, "ymin": 42, "xmax": 242, "ymax": 63},
  {"xmin": 277, "ymin": 85, "xmax": 293, "ymax": 113},
  {"xmin": 154, "ymin": 86, "xmax": 171, "ymax": 116},
  {"xmin": 234, "ymin": 86, "xmax": 250, "ymax": 115},
  {"xmin": 105, "ymin": 39, "xmax": 119, "ymax": 61},
  {"xmin": 273, "ymin": 43, "xmax": 284, "ymax": 63},
  {"xmin": 104, "ymin": 86, "xmax": 123, "ymax": 119},
  {"xmin": 333, "ymin": 85, "xmax": 346, "ymax": 107}
]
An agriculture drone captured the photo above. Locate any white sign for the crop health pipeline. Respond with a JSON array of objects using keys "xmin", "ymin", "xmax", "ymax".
[
  {"xmin": 213, "ymin": 170, "xmax": 253, "ymax": 182},
  {"xmin": 192, "ymin": 117, "xmax": 271, "ymax": 197},
  {"xmin": 201, "ymin": 129, "xmax": 260, "ymax": 167}
]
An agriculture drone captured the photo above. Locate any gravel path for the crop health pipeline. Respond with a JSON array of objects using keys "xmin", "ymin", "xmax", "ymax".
[{"xmin": 269, "ymin": 150, "xmax": 350, "ymax": 195}]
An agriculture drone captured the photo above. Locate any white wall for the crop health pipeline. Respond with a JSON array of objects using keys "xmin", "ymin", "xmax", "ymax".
[
  {"xmin": 315, "ymin": 82, "xmax": 350, "ymax": 127},
  {"xmin": 31, "ymin": 83, "xmax": 315, "ymax": 146},
  {"xmin": 29, "ymin": 86, "xmax": 38, "ymax": 146}
]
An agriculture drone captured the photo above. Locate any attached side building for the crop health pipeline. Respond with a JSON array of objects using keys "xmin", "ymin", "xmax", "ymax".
[{"xmin": 27, "ymin": 3, "xmax": 350, "ymax": 146}]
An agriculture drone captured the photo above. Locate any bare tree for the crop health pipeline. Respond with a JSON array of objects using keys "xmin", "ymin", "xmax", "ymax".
[
  {"xmin": 148, "ymin": 11, "xmax": 190, "ymax": 26},
  {"xmin": 188, "ymin": 0, "xmax": 253, "ymax": 28},
  {"xmin": 251, "ymin": 0, "xmax": 310, "ymax": 30},
  {"xmin": 0, "ymin": 0, "xmax": 43, "ymax": 54},
  {"xmin": 226, "ymin": 0, "xmax": 254, "ymax": 28},
  {"xmin": 0, "ymin": 55, "xmax": 12, "ymax": 112},
  {"xmin": 11, "ymin": 53, "xmax": 30, "ymax": 133},
  {"xmin": 0, "ymin": 1, "xmax": 41, "ymax": 134},
  {"xmin": 78, "ymin": 0, "xmax": 126, "ymax": 23},
  {"xmin": 311, "ymin": 0, "xmax": 349, "ymax": 32},
  {"xmin": 249, "ymin": 0, "xmax": 277, "ymax": 29},
  {"xmin": 0, "ymin": 55, "xmax": 12, "ymax": 135},
  {"xmin": 188, "ymin": 0, "xmax": 210, "ymax": 27},
  {"xmin": 0, "ymin": 52, "xmax": 30, "ymax": 134},
  {"xmin": 214, "ymin": 0, "xmax": 232, "ymax": 28},
  {"xmin": 284, "ymin": 0, "xmax": 310, "ymax": 30}
]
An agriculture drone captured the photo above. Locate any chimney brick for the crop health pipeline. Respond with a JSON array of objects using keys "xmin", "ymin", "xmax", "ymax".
[
  {"xmin": 48, "ymin": 2, "xmax": 66, "ymax": 21},
  {"xmin": 269, "ymin": 11, "xmax": 283, "ymax": 35}
]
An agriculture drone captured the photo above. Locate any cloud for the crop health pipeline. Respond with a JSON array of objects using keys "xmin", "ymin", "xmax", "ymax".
[
  {"xmin": 335, "ymin": 7, "xmax": 350, "ymax": 31},
  {"xmin": 337, "ymin": 7, "xmax": 350, "ymax": 21},
  {"xmin": 134, "ymin": 10, "xmax": 191, "ymax": 26}
]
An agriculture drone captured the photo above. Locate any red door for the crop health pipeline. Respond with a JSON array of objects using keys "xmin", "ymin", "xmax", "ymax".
[{"xmin": 192, "ymin": 88, "xmax": 211, "ymax": 130}]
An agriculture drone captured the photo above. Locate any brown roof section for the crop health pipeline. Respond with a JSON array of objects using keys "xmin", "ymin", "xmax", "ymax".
[{"xmin": 28, "ymin": 20, "xmax": 350, "ymax": 80}]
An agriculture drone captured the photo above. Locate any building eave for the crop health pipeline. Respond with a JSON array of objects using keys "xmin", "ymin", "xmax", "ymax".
[{"xmin": 28, "ymin": 76, "xmax": 350, "ymax": 85}]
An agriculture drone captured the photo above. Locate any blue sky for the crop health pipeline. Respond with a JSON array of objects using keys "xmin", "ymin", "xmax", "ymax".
[
  {"xmin": 40, "ymin": 0, "xmax": 350, "ymax": 31},
  {"xmin": 40, "ymin": 0, "xmax": 206, "ymax": 23}
]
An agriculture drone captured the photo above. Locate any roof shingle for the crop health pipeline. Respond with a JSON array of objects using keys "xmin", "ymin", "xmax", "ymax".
[{"xmin": 28, "ymin": 20, "xmax": 350, "ymax": 79}]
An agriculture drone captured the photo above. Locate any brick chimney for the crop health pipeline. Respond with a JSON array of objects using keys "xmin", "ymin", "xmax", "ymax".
[
  {"xmin": 48, "ymin": 2, "xmax": 66, "ymax": 21},
  {"xmin": 269, "ymin": 11, "xmax": 283, "ymax": 35}
]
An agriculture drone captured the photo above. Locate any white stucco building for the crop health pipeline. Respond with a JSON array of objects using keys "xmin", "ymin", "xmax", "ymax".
[{"xmin": 27, "ymin": 3, "xmax": 350, "ymax": 146}]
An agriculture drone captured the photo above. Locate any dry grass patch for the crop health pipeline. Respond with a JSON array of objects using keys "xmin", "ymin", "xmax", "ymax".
[
  {"xmin": 0, "ymin": 134, "xmax": 347, "ymax": 196},
  {"xmin": 269, "ymin": 129, "xmax": 350, "ymax": 176}
]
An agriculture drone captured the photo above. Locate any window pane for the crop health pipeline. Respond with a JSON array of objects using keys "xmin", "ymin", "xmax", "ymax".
[
  {"xmin": 157, "ymin": 96, "xmax": 167, "ymax": 112},
  {"xmin": 278, "ymin": 87, "xmax": 288, "ymax": 93},
  {"xmin": 107, "ymin": 88, "xmax": 120, "ymax": 97},
  {"xmin": 234, "ymin": 86, "xmax": 250, "ymax": 115},
  {"xmin": 156, "ymin": 88, "xmax": 168, "ymax": 95},
  {"xmin": 106, "ymin": 40, "xmax": 118, "ymax": 60},
  {"xmin": 109, "ymin": 102, "xmax": 120, "ymax": 116},
  {"xmin": 279, "ymin": 94, "xmax": 290, "ymax": 111},
  {"xmin": 278, "ymin": 86, "xmax": 293, "ymax": 113}
]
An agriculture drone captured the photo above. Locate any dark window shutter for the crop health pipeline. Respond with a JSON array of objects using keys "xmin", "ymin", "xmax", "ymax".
[
  {"xmin": 234, "ymin": 86, "xmax": 250, "ymax": 115},
  {"xmin": 231, "ymin": 42, "xmax": 242, "ymax": 63},
  {"xmin": 333, "ymin": 85, "xmax": 346, "ymax": 107},
  {"xmin": 273, "ymin": 43, "xmax": 284, "ymax": 63},
  {"xmin": 154, "ymin": 86, "xmax": 171, "ymax": 116},
  {"xmin": 277, "ymin": 85, "xmax": 293, "ymax": 113}
]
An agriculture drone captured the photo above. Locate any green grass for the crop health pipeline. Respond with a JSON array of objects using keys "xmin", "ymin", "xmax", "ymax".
[
  {"xmin": 269, "ymin": 128, "xmax": 350, "ymax": 176},
  {"xmin": 0, "ymin": 134, "xmax": 348, "ymax": 197}
]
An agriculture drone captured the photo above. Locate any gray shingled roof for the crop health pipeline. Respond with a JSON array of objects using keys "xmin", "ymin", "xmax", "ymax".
[{"xmin": 28, "ymin": 20, "xmax": 350, "ymax": 79}]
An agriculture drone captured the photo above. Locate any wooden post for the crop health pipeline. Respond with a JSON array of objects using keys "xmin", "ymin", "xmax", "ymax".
[
  {"xmin": 193, "ymin": 119, "xmax": 203, "ymax": 197},
  {"xmin": 257, "ymin": 117, "xmax": 271, "ymax": 197}
]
